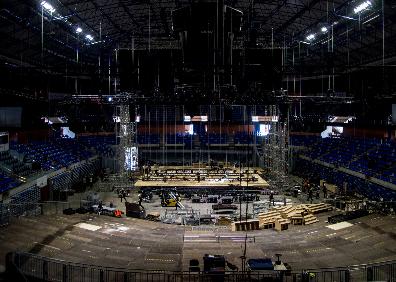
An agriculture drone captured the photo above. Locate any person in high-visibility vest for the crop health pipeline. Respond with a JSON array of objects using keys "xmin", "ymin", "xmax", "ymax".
[{"xmin": 114, "ymin": 210, "xmax": 122, "ymax": 218}]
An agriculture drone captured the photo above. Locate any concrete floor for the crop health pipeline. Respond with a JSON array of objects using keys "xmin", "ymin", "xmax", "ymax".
[
  {"xmin": 1, "ymin": 180, "xmax": 395, "ymax": 273},
  {"xmin": 1, "ymin": 208, "xmax": 396, "ymax": 273}
]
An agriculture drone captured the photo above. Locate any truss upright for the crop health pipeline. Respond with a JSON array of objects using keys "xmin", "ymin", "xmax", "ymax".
[{"xmin": 115, "ymin": 103, "xmax": 138, "ymax": 179}]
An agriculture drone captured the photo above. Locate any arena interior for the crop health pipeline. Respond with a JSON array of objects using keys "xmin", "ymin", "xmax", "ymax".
[{"xmin": 0, "ymin": 0, "xmax": 396, "ymax": 281}]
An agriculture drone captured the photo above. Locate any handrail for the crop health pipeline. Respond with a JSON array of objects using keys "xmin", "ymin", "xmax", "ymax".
[{"xmin": 8, "ymin": 251, "xmax": 396, "ymax": 277}]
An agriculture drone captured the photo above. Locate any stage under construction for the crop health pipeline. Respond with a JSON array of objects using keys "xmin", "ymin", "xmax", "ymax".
[{"xmin": 135, "ymin": 165, "xmax": 269, "ymax": 190}]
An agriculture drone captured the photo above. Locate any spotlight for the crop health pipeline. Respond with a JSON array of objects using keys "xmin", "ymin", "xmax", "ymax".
[
  {"xmin": 321, "ymin": 27, "xmax": 328, "ymax": 33},
  {"xmin": 354, "ymin": 1, "xmax": 372, "ymax": 14},
  {"xmin": 306, "ymin": 34, "xmax": 315, "ymax": 41},
  {"xmin": 76, "ymin": 27, "xmax": 83, "ymax": 33},
  {"xmin": 85, "ymin": 34, "xmax": 94, "ymax": 41},
  {"xmin": 40, "ymin": 1, "xmax": 56, "ymax": 13}
]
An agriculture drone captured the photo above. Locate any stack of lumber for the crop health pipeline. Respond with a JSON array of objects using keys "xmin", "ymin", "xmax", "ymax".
[
  {"xmin": 231, "ymin": 219, "xmax": 260, "ymax": 231},
  {"xmin": 303, "ymin": 213, "xmax": 319, "ymax": 225},
  {"xmin": 258, "ymin": 210, "xmax": 282, "ymax": 229},
  {"xmin": 256, "ymin": 202, "xmax": 332, "ymax": 229},
  {"xmin": 304, "ymin": 203, "xmax": 333, "ymax": 214},
  {"xmin": 274, "ymin": 217, "xmax": 290, "ymax": 231}
]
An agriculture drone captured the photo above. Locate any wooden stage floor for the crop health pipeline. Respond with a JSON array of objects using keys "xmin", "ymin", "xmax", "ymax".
[{"xmin": 135, "ymin": 166, "xmax": 269, "ymax": 189}]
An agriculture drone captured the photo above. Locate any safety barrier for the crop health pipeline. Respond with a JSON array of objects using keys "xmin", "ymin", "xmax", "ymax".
[{"xmin": 5, "ymin": 252, "xmax": 396, "ymax": 282}]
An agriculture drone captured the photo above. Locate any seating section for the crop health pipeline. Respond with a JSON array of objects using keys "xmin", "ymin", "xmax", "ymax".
[
  {"xmin": 290, "ymin": 135, "xmax": 320, "ymax": 147},
  {"xmin": 50, "ymin": 160, "xmax": 100, "ymax": 191},
  {"xmin": 0, "ymin": 171, "xmax": 20, "ymax": 193},
  {"xmin": 165, "ymin": 134, "xmax": 192, "ymax": 147},
  {"xmin": 234, "ymin": 132, "xmax": 253, "ymax": 145},
  {"xmin": 9, "ymin": 185, "xmax": 40, "ymax": 216},
  {"xmin": 0, "ymin": 151, "xmax": 37, "ymax": 178},
  {"xmin": 78, "ymin": 135, "xmax": 115, "ymax": 157},
  {"xmin": 297, "ymin": 137, "xmax": 396, "ymax": 186},
  {"xmin": 137, "ymin": 134, "xmax": 160, "ymax": 145},
  {"xmin": 12, "ymin": 139, "xmax": 92, "ymax": 171},
  {"xmin": 294, "ymin": 158, "xmax": 396, "ymax": 201}
]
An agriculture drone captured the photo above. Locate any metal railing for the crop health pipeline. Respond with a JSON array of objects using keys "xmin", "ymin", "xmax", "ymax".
[{"xmin": 6, "ymin": 252, "xmax": 396, "ymax": 282}]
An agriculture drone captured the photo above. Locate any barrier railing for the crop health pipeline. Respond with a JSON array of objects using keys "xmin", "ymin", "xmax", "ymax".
[{"xmin": 6, "ymin": 252, "xmax": 396, "ymax": 282}]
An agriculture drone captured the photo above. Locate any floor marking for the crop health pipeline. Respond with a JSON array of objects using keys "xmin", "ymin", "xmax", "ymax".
[
  {"xmin": 33, "ymin": 242, "xmax": 61, "ymax": 251},
  {"xmin": 327, "ymin": 222, "xmax": 353, "ymax": 230},
  {"xmin": 75, "ymin": 223, "xmax": 101, "ymax": 231}
]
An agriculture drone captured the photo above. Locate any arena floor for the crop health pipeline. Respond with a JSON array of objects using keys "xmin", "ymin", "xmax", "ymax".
[{"xmin": 1, "ymin": 211, "xmax": 396, "ymax": 272}]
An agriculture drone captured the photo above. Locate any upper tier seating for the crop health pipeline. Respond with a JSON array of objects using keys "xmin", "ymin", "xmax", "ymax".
[
  {"xmin": 0, "ymin": 171, "xmax": 20, "ymax": 193},
  {"xmin": 11, "ymin": 139, "xmax": 92, "ymax": 171},
  {"xmin": 298, "ymin": 137, "xmax": 396, "ymax": 185},
  {"xmin": 78, "ymin": 135, "xmax": 115, "ymax": 157}
]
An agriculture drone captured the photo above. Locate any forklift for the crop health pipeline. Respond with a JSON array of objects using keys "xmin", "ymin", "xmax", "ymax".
[{"xmin": 161, "ymin": 191, "xmax": 181, "ymax": 207}]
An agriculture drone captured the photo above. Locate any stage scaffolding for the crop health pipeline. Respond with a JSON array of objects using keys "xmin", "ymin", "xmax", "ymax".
[
  {"xmin": 256, "ymin": 105, "xmax": 289, "ymax": 189},
  {"xmin": 114, "ymin": 104, "xmax": 138, "ymax": 179}
]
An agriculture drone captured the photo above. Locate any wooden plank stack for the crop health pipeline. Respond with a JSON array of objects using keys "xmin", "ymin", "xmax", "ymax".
[
  {"xmin": 252, "ymin": 203, "xmax": 332, "ymax": 231},
  {"xmin": 304, "ymin": 203, "xmax": 333, "ymax": 214},
  {"xmin": 231, "ymin": 219, "xmax": 260, "ymax": 231}
]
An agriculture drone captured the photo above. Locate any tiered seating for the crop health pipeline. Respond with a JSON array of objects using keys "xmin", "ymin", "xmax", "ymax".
[
  {"xmin": 12, "ymin": 140, "xmax": 92, "ymax": 171},
  {"xmin": 0, "ymin": 151, "xmax": 36, "ymax": 178},
  {"xmin": 50, "ymin": 172, "xmax": 72, "ymax": 191},
  {"xmin": 209, "ymin": 133, "xmax": 228, "ymax": 144},
  {"xmin": 78, "ymin": 135, "xmax": 115, "ymax": 157},
  {"xmin": 0, "ymin": 171, "xmax": 20, "ymax": 193},
  {"xmin": 234, "ymin": 132, "xmax": 253, "ymax": 145},
  {"xmin": 165, "ymin": 134, "xmax": 192, "ymax": 147},
  {"xmin": 290, "ymin": 135, "xmax": 320, "ymax": 147},
  {"xmin": 9, "ymin": 185, "xmax": 40, "ymax": 216},
  {"xmin": 136, "ymin": 134, "xmax": 160, "ymax": 145},
  {"xmin": 295, "ymin": 158, "xmax": 396, "ymax": 201},
  {"xmin": 300, "ymin": 137, "xmax": 396, "ymax": 186}
]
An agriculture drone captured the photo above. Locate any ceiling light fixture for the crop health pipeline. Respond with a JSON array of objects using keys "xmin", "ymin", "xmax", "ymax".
[
  {"xmin": 306, "ymin": 34, "xmax": 315, "ymax": 41},
  {"xmin": 354, "ymin": 1, "xmax": 372, "ymax": 14},
  {"xmin": 40, "ymin": 1, "xmax": 56, "ymax": 13}
]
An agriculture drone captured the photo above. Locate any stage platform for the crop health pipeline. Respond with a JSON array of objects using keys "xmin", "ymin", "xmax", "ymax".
[{"xmin": 135, "ymin": 166, "xmax": 269, "ymax": 189}]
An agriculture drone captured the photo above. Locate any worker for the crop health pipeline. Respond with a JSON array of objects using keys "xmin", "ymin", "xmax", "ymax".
[
  {"xmin": 322, "ymin": 183, "xmax": 328, "ymax": 198},
  {"xmin": 269, "ymin": 191, "xmax": 274, "ymax": 206},
  {"xmin": 114, "ymin": 210, "xmax": 122, "ymax": 218},
  {"xmin": 98, "ymin": 202, "xmax": 103, "ymax": 215},
  {"xmin": 308, "ymin": 188, "xmax": 313, "ymax": 203}
]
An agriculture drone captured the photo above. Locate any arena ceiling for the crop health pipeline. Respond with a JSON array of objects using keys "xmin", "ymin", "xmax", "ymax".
[{"xmin": 1, "ymin": 0, "xmax": 394, "ymax": 64}]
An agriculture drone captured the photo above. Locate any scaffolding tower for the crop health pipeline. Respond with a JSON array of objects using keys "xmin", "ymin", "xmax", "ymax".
[
  {"xmin": 115, "ymin": 104, "xmax": 138, "ymax": 179},
  {"xmin": 258, "ymin": 105, "xmax": 289, "ymax": 189}
]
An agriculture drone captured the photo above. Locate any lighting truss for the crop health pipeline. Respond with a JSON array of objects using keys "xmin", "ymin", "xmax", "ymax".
[{"xmin": 354, "ymin": 1, "xmax": 372, "ymax": 14}]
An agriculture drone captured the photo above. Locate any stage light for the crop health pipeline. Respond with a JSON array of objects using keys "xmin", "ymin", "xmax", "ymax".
[
  {"xmin": 108, "ymin": 97, "xmax": 113, "ymax": 102},
  {"xmin": 354, "ymin": 1, "xmax": 372, "ymax": 14},
  {"xmin": 321, "ymin": 27, "xmax": 328, "ymax": 33},
  {"xmin": 306, "ymin": 34, "xmax": 315, "ymax": 41},
  {"xmin": 40, "ymin": 1, "xmax": 56, "ymax": 13},
  {"xmin": 76, "ymin": 27, "xmax": 83, "ymax": 33},
  {"xmin": 85, "ymin": 34, "xmax": 94, "ymax": 41}
]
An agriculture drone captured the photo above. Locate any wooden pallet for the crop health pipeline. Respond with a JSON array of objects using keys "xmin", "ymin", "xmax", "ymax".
[
  {"xmin": 303, "ymin": 214, "xmax": 319, "ymax": 225},
  {"xmin": 274, "ymin": 218, "xmax": 290, "ymax": 231},
  {"xmin": 258, "ymin": 211, "xmax": 282, "ymax": 229},
  {"xmin": 231, "ymin": 219, "xmax": 260, "ymax": 231},
  {"xmin": 305, "ymin": 203, "xmax": 333, "ymax": 214}
]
